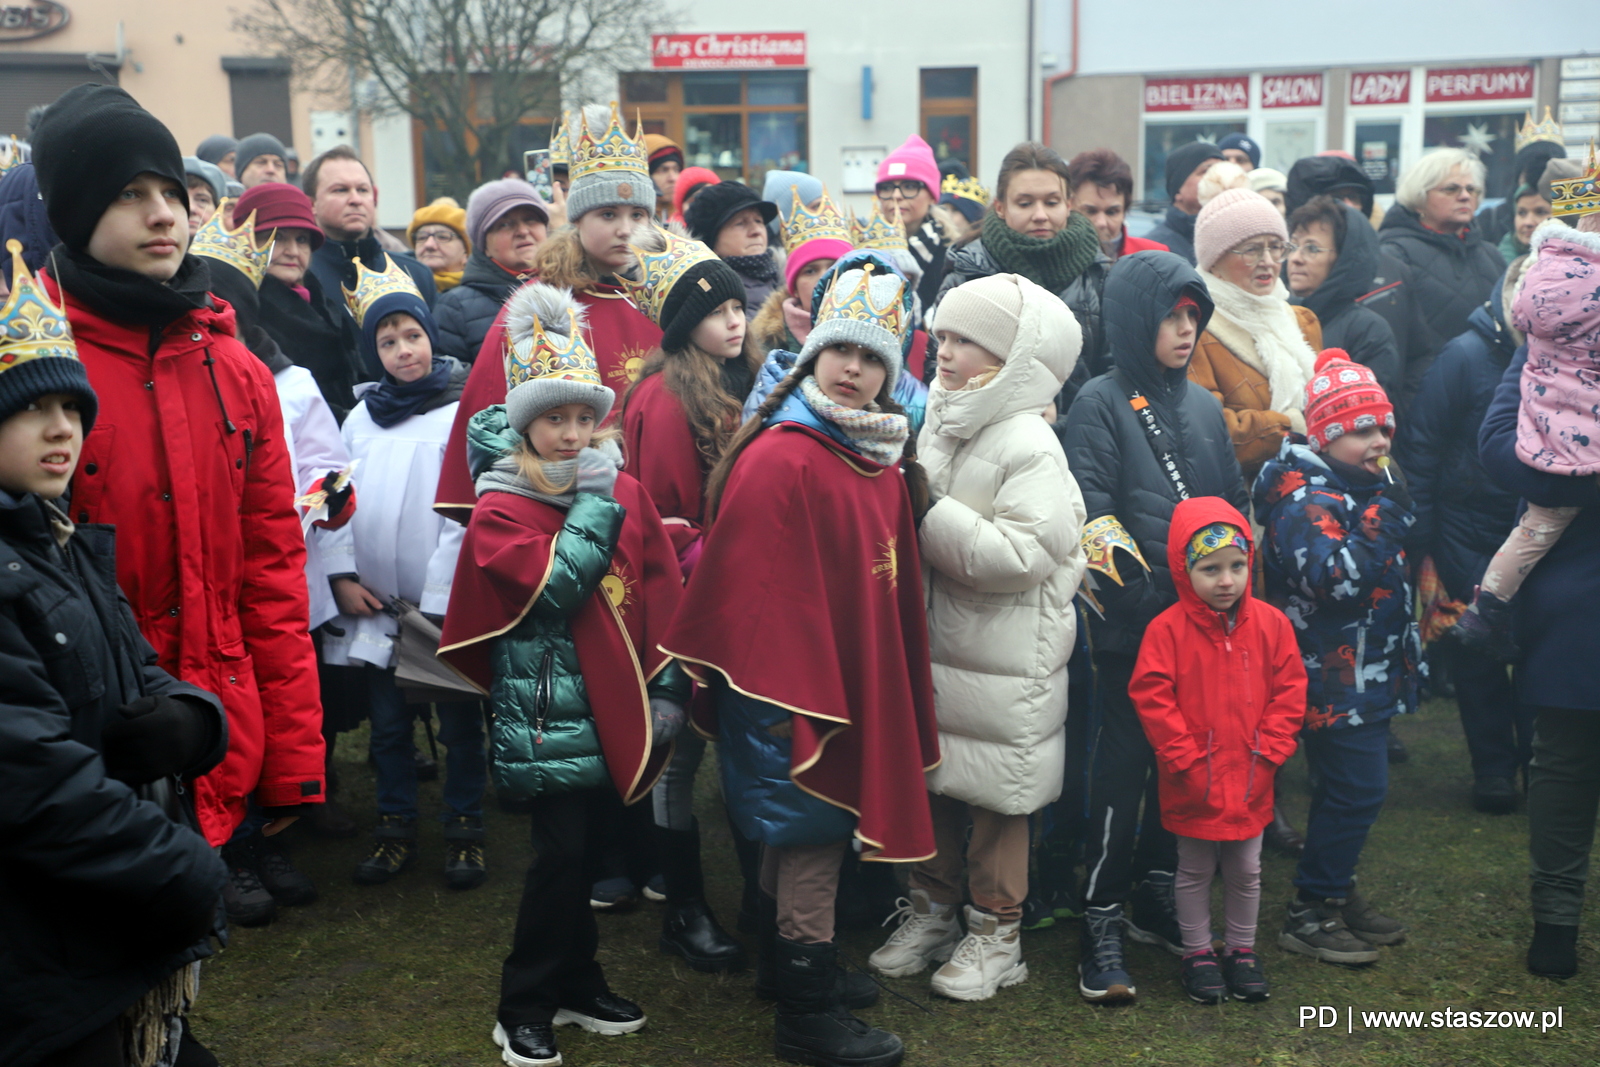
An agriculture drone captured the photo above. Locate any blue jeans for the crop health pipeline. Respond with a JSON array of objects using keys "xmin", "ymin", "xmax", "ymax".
[
  {"xmin": 367, "ymin": 666, "xmax": 487, "ymax": 821},
  {"xmin": 1294, "ymin": 718, "xmax": 1391, "ymax": 898}
]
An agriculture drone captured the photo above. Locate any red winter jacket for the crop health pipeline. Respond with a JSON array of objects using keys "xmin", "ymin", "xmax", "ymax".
[
  {"xmin": 1129, "ymin": 497, "xmax": 1306, "ymax": 841},
  {"xmin": 1120, "ymin": 230, "xmax": 1170, "ymax": 257},
  {"xmin": 49, "ymin": 276, "xmax": 325, "ymax": 845}
]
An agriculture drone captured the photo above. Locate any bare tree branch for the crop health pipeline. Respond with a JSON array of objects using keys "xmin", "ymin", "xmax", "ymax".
[{"xmin": 234, "ymin": 0, "xmax": 677, "ymax": 199}]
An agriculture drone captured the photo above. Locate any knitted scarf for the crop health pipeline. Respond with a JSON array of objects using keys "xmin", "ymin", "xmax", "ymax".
[
  {"xmin": 1198, "ymin": 270, "xmax": 1316, "ymax": 415},
  {"xmin": 799, "ymin": 375, "xmax": 908, "ymax": 467},
  {"xmin": 360, "ymin": 356, "xmax": 464, "ymax": 429},
  {"xmin": 723, "ymin": 250, "xmax": 780, "ymax": 285},
  {"xmin": 52, "ymin": 245, "xmax": 213, "ymax": 328},
  {"xmin": 978, "ymin": 209, "xmax": 1099, "ymax": 294},
  {"xmin": 475, "ymin": 454, "xmax": 578, "ymax": 509}
]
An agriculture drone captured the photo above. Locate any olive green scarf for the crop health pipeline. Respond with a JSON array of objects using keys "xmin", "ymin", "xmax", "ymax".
[{"xmin": 979, "ymin": 209, "xmax": 1100, "ymax": 294}]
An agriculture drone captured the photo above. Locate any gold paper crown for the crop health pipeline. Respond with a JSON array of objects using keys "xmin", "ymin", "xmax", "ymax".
[
  {"xmin": 0, "ymin": 137, "xmax": 24, "ymax": 177},
  {"xmin": 852, "ymin": 200, "xmax": 908, "ymax": 254},
  {"xmin": 568, "ymin": 102, "xmax": 648, "ymax": 186},
  {"xmin": 549, "ymin": 117, "xmax": 570, "ymax": 168},
  {"xmin": 342, "ymin": 253, "xmax": 423, "ymax": 326},
  {"xmin": 506, "ymin": 307, "xmax": 601, "ymax": 391},
  {"xmin": 190, "ymin": 201, "xmax": 275, "ymax": 287},
  {"xmin": 618, "ymin": 228, "xmax": 723, "ymax": 327},
  {"xmin": 781, "ymin": 185, "xmax": 851, "ymax": 254},
  {"xmin": 0, "ymin": 239, "xmax": 76, "ymax": 369},
  {"xmin": 1549, "ymin": 142, "xmax": 1600, "ymax": 218},
  {"xmin": 940, "ymin": 172, "xmax": 988, "ymax": 205},
  {"xmin": 1515, "ymin": 106, "xmax": 1565, "ymax": 152},
  {"xmin": 812, "ymin": 262, "xmax": 907, "ymax": 343}
]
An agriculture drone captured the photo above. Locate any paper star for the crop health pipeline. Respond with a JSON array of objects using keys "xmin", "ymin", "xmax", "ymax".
[{"xmin": 1457, "ymin": 122, "xmax": 1497, "ymax": 156}]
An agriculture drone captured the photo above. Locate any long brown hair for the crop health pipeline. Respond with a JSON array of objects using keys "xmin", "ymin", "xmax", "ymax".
[
  {"xmin": 955, "ymin": 141, "xmax": 1074, "ymax": 249},
  {"xmin": 624, "ymin": 333, "xmax": 763, "ymax": 469},
  {"xmin": 704, "ymin": 365, "xmax": 929, "ymax": 525}
]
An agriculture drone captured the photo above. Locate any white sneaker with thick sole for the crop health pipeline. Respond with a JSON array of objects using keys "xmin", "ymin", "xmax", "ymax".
[
  {"xmin": 491, "ymin": 1022, "xmax": 562, "ymax": 1067},
  {"xmin": 930, "ymin": 905, "xmax": 1029, "ymax": 1002},
  {"xmin": 868, "ymin": 889, "xmax": 962, "ymax": 977}
]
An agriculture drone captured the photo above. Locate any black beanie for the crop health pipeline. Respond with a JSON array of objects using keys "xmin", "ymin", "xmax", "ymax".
[
  {"xmin": 1164, "ymin": 141, "xmax": 1224, "ymax": 201},
  {"xmin": 659, "ymin": 257, "xmax": 746, "ymax": 353},
  {"xmin": 31, "ymin": 84, "xmax": 189, "ymax": 252},
  {"xmin": 684, "ymin": 181, "xmax": 778, "ymax": 246},
  {"xmin": 234, "ymin": 132, "xmax": 288, "ymax": 179}
]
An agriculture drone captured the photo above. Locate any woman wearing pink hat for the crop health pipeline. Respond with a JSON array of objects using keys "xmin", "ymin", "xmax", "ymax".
[
  {"xmin": 1186, "ymin": 186, "xmax": 1323, "ymax": 481},
  {"xmin": 877, "ymin": 134, "xmax": 949, "ymax": 310}
]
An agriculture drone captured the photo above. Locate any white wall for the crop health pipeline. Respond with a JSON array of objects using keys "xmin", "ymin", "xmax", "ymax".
[{"xmin": 1040, "ymin": 0, "xmax": 1595, "ymax": 77}]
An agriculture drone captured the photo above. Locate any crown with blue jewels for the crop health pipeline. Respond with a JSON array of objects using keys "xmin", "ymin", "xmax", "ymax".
[
  {"xmin": 342, "ymin": 253, "xmax": 422, "ymax": 326},
  {"xmin": 1515, "ymin": 106, "xmax": 1564, "ymax": 152},
  {"xmin": 1550, "ymin": 141, "xmax": 1600, "ymax": 218},
  {"xmin": 505, "ymin": 307, "xmax": 602, "ymax": 391},
  {"xmin": 190, "ymin": 200, "xmax": 274, "ymax": 287},
  {"xmin": 852, "ymin": 199, "xmax": 908, "ymax": 254},
  {"xmin": 618, "ymin": 227, "xmax": 723, "ymax": 327},
  {"xmin": 568, "ymin": 102, "xmax": 649, "ymax": 185},
  {"xmin": 0, "ymin": 239, "xmax": 76, "ymax": 370},
  {"xmin": 812, "ymin": 261, "xmax": 907, "ymax": 343},
  {"xmin": 781, "ymin": 185, "xmax": 851, "ymax": 254}
]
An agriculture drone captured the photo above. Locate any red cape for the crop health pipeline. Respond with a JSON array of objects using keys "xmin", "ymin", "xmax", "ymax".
[
  {"xmin": 435, "ymin": 282, "xmax": 662, "ymax": 522},
  {"xmin": 621, "ymin": 372, "xmax": 711, "ymax": 564},
  {"xmin": 438, "ymin": 473, "xmax": 683, "ymax": 804},
  {"xmin": 660, "ymin": 423, "xmax": 940, "ymax": 861}
]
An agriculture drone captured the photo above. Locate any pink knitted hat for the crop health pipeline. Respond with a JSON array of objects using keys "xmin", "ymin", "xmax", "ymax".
[
  {"xmin": 876, "ymin": 135, "xmax": 941, "ymax": 198},
  {"xmin": 785, "ymin": 237, "xmax": 855, "ymax": 297},
  {"xmin": 1193, "ymin": 188, "xmax": 1287, "ymax": 272}
]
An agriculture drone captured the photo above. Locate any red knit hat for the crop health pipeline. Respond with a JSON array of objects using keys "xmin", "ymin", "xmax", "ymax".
[
  {"xmin": 233, "ymin": 181, "xmax": 324, "ymax": 249},
  {"xmin": 1303, "ymin": 348, "xmax": 1394, "ymax": 451}
]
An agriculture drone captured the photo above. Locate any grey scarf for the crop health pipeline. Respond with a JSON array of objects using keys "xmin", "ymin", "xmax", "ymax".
[{"xmin": 474, "ymin": 455, "xmax": 578, "ymax": 510}]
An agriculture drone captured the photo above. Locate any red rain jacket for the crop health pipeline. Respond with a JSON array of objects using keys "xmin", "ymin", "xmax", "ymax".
[
  {"xmin": 51, "ymin": 278, "xmax": 325, "ymax": 845},
  {"xmin": 1130, "ymin": 496, "xmax": 1306, "ymax": 841}
]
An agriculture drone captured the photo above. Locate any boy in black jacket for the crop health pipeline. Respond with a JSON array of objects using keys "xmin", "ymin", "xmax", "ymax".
[
  {"xmin": 1061, "ymin": 250, "xmax": 1248, "ymax": 1004},
  {"xmin": 0, "ymin": 244, "xmax": 228, "ymax": 1067}
]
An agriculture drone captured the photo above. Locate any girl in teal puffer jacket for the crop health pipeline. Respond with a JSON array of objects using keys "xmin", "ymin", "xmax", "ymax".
[{"xmin": 438, "ymin": 284, "xmax": 690, "ymax": 1067}]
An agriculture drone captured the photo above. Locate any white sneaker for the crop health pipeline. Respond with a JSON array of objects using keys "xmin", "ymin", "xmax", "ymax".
[
  {"xmin": 867, "ymin": 889, "xmax": 962, "ymax": 977},
  {"xmin": 929, "ymin": 905, "xmax": 1028, "ymax": 1002}
]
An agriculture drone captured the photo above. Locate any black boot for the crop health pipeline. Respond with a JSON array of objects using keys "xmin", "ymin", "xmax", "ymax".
[
  {"xmin": 756, "ymin": 891, "xmax": 879, "ymax": 1009},
  {"xmin": 1262, "ymin": 802, "xmax": 1306, "ymax": 857},
  {"xmin": 658, "ymin": 821, "xmax": 746, "ymax": 972},
  {"xmin": 772, "ymin": 937, "xmax": 903, "ymax": 1067},
  {"xmin": 728, "ymin": 810, "xmax": 764, "ymax": 934},
  {"xmin": 1527, "ymin": 922, "xmax": 1578, "ymax": 979}
]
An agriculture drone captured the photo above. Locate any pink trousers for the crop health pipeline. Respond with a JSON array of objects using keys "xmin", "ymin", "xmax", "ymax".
[{"xmin": 1174, "ymin": 833, "xmax": 1263, "ymax": 955}]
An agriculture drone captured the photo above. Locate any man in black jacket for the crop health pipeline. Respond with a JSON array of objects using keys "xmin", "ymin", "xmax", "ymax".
[
  {"xmin": 1144, "ymin": 141, "xmax": 1223, "ymax": 264},
  {"xmin": 1397, "ymin": 269, "xmax": 1528, "ymax": 814},
  {"xmin": 303, "ymin": 145, "xmax": 437, "ymax": 309},
  {"xmin": 1062, "ymin": 250, "xmax": 1248, "ymax": 1004}
]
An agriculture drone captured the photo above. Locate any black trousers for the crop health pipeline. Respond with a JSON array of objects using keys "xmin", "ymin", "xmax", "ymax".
[
  {"xmin": 1081, "ymin": 651, "xmax": 1177, "ymax": 905},
  {"xmin": 36, "ymin": 1020, "xmax": 123, "ymax": 1067},
  {"xmin": 500, "ymin": 788, "xmax": 646, "ymax": 1025},
  {"xmin": 1448, "ymin": 644, "xmax": 1532, "ymax": 781}
]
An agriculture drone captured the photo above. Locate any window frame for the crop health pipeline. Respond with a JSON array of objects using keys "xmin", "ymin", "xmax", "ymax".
[
  {"xmin": 621, "ymin": 70, "xmax": 810, "ymax": 187},
  {"xmin": 919, "ymin": 66, "xmax": 979, "ymax": 174}
]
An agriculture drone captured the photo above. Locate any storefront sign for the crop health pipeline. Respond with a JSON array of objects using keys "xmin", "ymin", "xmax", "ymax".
[
  {"xmin": 1144, "ymin": 76, "xmax": 1248, "ymax": 113},
  {"xmin": 650, "ymin": 32, "xmax": 806, "ymax": 70},
  {"xmin": 1350, "ymin": 70, "xmax": 1410, "ymax": 106},
  {"xmin": 1262, "ymin": 73, "xmax": 1323, "ymax": 109},
  {"xmin": 0, "ymin": 0, "xmax": 68, "ymax": 40},
  {"xmin": 1425, "ymin": 65, "xmax": 1535, "ymax": 103}
]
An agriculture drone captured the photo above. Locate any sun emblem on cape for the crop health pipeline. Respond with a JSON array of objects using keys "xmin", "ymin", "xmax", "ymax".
[
  {"xmin": 608, "ymin": 346, "xmax": 650, "ymax": 387},
  {"xmin": 601, "ymin": 563, "xmax": 636, "ymax": 611},
  {"xmin": 872, "ymin": 537, "xmax": 899, "ymax": 590}
]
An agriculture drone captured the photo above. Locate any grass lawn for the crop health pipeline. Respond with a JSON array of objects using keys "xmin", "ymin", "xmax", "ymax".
[{"xmin": 196, "ymin": 697, "xmax": 1598, "ymax": 1066}]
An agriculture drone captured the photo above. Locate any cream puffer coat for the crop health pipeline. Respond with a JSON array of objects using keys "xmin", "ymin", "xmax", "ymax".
[{"xmin": 918, "ymin": 277, "xmax": 1088, "ymax": 815}]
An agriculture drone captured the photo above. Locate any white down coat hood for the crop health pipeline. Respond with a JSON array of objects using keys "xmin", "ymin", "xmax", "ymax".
[{"xmin": 917, "ymin": 275, "xmax": 1088, "ymax": 815}]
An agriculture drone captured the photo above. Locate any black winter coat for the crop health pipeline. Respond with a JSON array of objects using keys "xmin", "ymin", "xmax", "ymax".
[
  {"xmin": 257, "ymin": 272, "xmax": 365, "ymax": 421},
  {"xmin": 309, "ymin": 232, "xmax": 437, "ymax": 309},
  {"xmin": 1062, "ymin": 250, "xmax": 1248, "ymax": 657},
  {"xmin": 1398, "ymin": 299, "xmax": 1521, "ymax": 603},
  {"xmin": 0, "ymin": 492, "xmax": 227, "ymax": 1067},
  {"xmin": 1479, "ymin": 345, "xmax": 1600, "ymax": 711},
  {"xmin": 937, "ymin": 236, "xmax": 1113, "ymax": 416},
  {"xmin": 1292, "ymin": 204, "xmax": 1400, "ymax": 393},
  {"xmin": 434, "ymin": 251, "xmax": 523, "ymax": 364},
  {"xmin": 1143, "ymin": 205, "xmax": 1198, "ymax": 265},
  {"xmin": 1378, "ymin": 203, "xmax": 1505, "ymax": 401}
]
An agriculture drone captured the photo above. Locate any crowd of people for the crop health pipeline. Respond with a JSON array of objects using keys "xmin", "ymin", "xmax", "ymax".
[{"xmin": 2, "ymin": 79, "xmax": 1596, "ymax": 1067}]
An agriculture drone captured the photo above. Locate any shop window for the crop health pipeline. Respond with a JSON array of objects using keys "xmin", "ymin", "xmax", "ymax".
[
  {"xmin": 1423, "ymin": 112, "xmax": 1521, "ymax": 198},
  {"xmin": 1262, "ymin": 120, "xmax": 1316, "ymax": 175},
  {"xmin": 1143, "ymin": 121, "xmax": 1246, "ymax": 204},
  {"xmin": 920, "ymin": 68, "xmax": 977, "ymax": 173},
  {"xmin": 224, "ymin": 57, "xmax": 293, "ymax": 146},
  {"xmin": 1355, "ymin": 122, "xmax": 1402, "ymax": 195},
  {"xmin": 412, "ymin": 73, "xmax": 559, "ymax": 202},
  {"xmin": 621, "ymin": 71, "xmax": 808, "ymax": 189}
]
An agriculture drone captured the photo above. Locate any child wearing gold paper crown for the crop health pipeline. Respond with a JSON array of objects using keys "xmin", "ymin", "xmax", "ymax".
[{"xmin": 437, "ymin": 282, "xmax": 689, "ymax": 1067}]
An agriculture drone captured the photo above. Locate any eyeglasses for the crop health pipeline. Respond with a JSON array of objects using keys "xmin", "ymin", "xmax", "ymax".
[
  {"xmin": 1432, "ymin": 183, "xmax": 1482, "ymax": 198},
  {"xmin": 875, "ymin": 180, "xmax": 926, "ymax": 199},
  {"xmin": 1295, "ymin": 243, "xmax": 1333, "ymax": 257},
  {"xmin": 1227, "ymin": 241, "xmax": 1294, "ymax": 265},
  {"xmin": 413, "ymin": 228, "xmax": 461, "ymax": 244}
]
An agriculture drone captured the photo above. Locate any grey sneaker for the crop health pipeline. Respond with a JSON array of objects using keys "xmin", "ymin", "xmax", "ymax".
[
  {"xmin": 1278, "ymin": 899, "xmax": 1379, "ymax": 965},
  {"xmin": 1330, "ymin": 890, "xmax": 1407, "ymax": 946}
]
